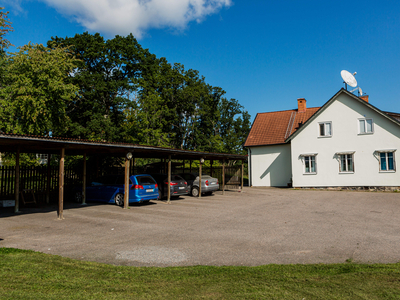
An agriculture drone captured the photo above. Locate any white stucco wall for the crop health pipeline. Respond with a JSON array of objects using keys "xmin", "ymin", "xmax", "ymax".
[
  {"xmin": 249, "ymin": 144, "xmax": 292, "ymax": 187},
  {"xmin": 291, "ymin": 93, "xmax": 400, "ymax": 187}
]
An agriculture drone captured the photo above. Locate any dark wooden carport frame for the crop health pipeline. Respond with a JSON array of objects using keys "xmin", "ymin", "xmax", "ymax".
[{"xmin": 0, "ymin": 133, "xmax": 247, "ymax": 219}]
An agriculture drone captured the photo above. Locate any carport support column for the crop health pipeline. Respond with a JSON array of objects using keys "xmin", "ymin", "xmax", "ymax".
[
  {"xmin": 82, "ymin": 153, "xmax": 87, "ymax": 205},
  {"xmin": 124, "ymin": 157, "xmax": 130, "ymax": 209},
  {"xmin": 199, "ymin": 161, "xmax": 202, "ymax": 198},
  {"xmin": 167, "ymin": 155, "xmax": 171, "ymax": 203},
  {"xmin": 222, "ymin": 160, "xmax": 225, "ymax": 195},
  {"xmin": 241, "ymin": 160, "xmax": 244, "ymax": 190},
  {"xmin": 14, "ymin": 147, "xmax": 20, "ymax": 213},
  {"xmin": 58, "ymin": 148, "xmax": 65, "ymax": 220},
  {"xmin": 46, "ymin": 154, "xmax": 51, "ymax": 204}
]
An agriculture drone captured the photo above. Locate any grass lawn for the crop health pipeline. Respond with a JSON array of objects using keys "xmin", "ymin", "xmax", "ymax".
[{"xmin": 1, "ymin": 248, "xmax": 399, "ymax": 299}]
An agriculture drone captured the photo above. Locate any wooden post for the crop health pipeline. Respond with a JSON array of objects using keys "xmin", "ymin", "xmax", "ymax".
[
  {"xmin": 241, "ymin": 160, "xmax": 244, "ymax": 190},
  {"xmin": 167, "ymin": 155, "xmax": 171, "ymax": 203},
  {"xmin": 82, "ymin": 153, "xmax": 87, "ymax": 205},
  {"xmin": 189, "ymin": 160, "xmax": 192, "ymax": 173},
  {"xmin": 222, "ymin": 159, "xmax": 225, "ymax": 195},
  {"xmin": 46, "ymin": 154, "xmax": 51, "ymax": 204},
  {"xmin": 124, "ymin": 158, "xmax": 130, "ymax": 209},
  {"xmin": 210, "ymin": 160, "xmax": 213, "ymax": 177},
  {"xmin": 199, "ymin": 161, "xmax": 202, "ymax": 198},
  {"xmin": 14, "ymin": 148, "xmax": 20, "ymax": 213},
  {"xmin": 58, "ymin": 148, "xmax": 65, "ymax": 220}
]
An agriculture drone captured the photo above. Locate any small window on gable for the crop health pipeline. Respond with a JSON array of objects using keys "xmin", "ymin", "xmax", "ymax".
[
  {"xmin": 377, "ymin": 150, "xmax": 396, "ymax": 172},
  {"xmin": 359, "ymin": 118, "xmax": 373, "ymax": 134},
  {"xmin": 319, "ymin": 122, "xmax": 332, "ymax": 137}
]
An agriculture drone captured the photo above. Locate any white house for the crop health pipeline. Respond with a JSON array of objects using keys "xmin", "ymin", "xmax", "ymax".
[{"xmin": 245, "ymin": 88, "xmax": 400, "ymax": 188}]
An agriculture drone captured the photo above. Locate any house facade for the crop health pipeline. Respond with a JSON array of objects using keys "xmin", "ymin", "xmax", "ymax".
[{"xmin": 245, "ymin": 89, "xmax": 400, "ymax": 188}]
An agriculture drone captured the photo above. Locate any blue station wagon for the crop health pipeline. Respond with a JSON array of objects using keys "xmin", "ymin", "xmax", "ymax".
[{"xmin": 75, "ymin": 174, "xmax": 159, "ymax": 206}]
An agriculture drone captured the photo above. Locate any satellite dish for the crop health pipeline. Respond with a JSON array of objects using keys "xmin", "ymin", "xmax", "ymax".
[
  {"xmin": 358, "ymin": 87, "xmax": 363, "ymax": 96},
  {"xmin": 341, "ymin": 70, "xmax": 357, "ymax": 88}
]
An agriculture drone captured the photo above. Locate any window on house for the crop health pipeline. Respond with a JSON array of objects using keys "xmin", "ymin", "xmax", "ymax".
[
  {"xmin": 359, "ymin": 118, "xmax": 373, "ymax": 134},
  {"xmin": 379, "ymin": 151, "xmax": 396, "ymax": 172},
  {"xmin": 304, "ymin": 155, "xmax": 316, "ymax": 174},
  {"xmin": 338, "ymin": 153, "xmax": 354, "ymax": 173},
  {"xmin": 319, "ymin": 122, "xmax": 332, "ymax": 137}
]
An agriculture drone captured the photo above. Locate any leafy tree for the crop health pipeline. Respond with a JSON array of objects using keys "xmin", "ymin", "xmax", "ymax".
[
  {"xmin": 48, "ymin": 33, "xmax": 153, "ymax": 142},
  {"xmin": 0, "ymin": 7, "xmax": 13, "ymax": 54},
  {"xmin": 0, "ymin": 43, "xmax": 79, "ymax": 135}
]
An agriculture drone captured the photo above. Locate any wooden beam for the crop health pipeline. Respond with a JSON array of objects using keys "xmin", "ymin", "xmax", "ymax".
[
  {"xmin": 82, "ymin": 153, "xmax": 87, "ymax": 205},
  {"xmin": 241, "ymin": 160, "xmax": 244, "ymax": 190},
  {"xmin": 46, "ymin": 154, "xmax": 51, "ymax": 204},
  {"xmin": 124, "ymin": 158, "xmax": 130, "ymax": 209},
  {"xmin": 222, "ymin": 159, "xmax": 225, "ymax": 195},
  {"xmin": 167, "ymin": 155, "xmax": 171, "ymax": 203},
  {"xmin": 58, "ymin": 148, "xmax": 65, "ymax": 220},
  {"xmin": 199, "ymin": 161, "xmax": 202, "ymax": 198},
  {"xmin": 14, "ymin": 148, "xmax": 20, "ymax": 213}
]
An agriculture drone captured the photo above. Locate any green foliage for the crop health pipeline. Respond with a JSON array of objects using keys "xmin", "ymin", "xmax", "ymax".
[
  {"xmin": 0, "ymin": 43, "xmax": 79, "ymax": 135},
  {"xmin": 0, "ymin": 7, "xmax": 13, "ymax": 53},
  {"xmin": 1, "ymin": 248, "xmax": 400, "ymax": 299},
  {"xmin": 48, "ymin": 32, "xmax": 150, "ymax": 142}
]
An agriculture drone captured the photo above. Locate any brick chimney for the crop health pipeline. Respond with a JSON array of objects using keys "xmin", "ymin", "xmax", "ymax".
[
  {"xmin": 297, "ymin": 98, "xmax": 306, "ymax": 112},
  {"xmin": 360, "ymin": 95, "xmax": 369, "ymax": 103}
]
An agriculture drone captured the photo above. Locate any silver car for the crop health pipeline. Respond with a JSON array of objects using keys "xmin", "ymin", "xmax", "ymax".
[{"xmin": 179, "ymin": 173, "xmax": 219, "ymax": 197}]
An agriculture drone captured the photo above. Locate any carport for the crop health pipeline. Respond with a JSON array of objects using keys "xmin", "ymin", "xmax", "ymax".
[{"xmin": 0, "ymin": 133, "xmax": 246, "ymax": 219}]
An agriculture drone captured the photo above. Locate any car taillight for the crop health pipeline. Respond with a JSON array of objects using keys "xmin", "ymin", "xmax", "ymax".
[
  {"xmin": 164, "ymin": 182, "xmax": 177, "ymax": 186},
  {"xmin": 205, "ymin": 180, "xmax": 209, "ymax": 186},
  {"xmin": 184, "ymin": 182, "xmax": 187, "ymax": 185},
  {"xmin": 131, "ymin": 185, "xmax": 143, "ymax": 190},
  {"xmin": 155, "ymin": 184, "xmax": 158, "ymax": 188},
  {"xmin": 217, "ymin": 180, "xmax": 219, "ymax": 184}
]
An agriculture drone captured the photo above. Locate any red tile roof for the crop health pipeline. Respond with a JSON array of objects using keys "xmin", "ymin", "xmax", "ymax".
[{"xmin": 244, "ymin": 107, "xmax": 320, "ymax": 147}]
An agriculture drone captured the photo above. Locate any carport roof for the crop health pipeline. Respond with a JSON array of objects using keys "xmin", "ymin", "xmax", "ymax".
[{"xmin": 0, "ymin": 132, "xmax": 247, "ymax": 161}]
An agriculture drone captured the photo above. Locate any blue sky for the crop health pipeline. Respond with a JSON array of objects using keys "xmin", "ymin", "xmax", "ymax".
[{"xmin": 3, "ymin": 0, "xmax": 400, "ymax": 122}]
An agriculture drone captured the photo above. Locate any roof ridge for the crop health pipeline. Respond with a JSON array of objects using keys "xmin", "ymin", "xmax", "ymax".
[{"xmin": 256, "ymin": 107, "xmax": 320, "ymax": 115}]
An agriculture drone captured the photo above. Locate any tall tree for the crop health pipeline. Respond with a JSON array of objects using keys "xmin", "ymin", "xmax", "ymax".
[
  {"xmin": 0, "ymin": 7, "xmax": 13, "ymax": 54},
  {"xmin": 48, "ymin": 33, "xmax": 152, "ymax": 142},
  {"xmin": 0, "ymin": 43, "xmax": 79, "ymax": 135}
]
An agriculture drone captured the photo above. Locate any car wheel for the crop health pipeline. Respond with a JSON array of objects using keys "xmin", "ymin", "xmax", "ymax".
[
  {"xmin": 75, "ymin": 191, "xmax": 82, "ymax": 203},
  {"xmin": 191, "ymin": 187, "xmax": 199, "ymax": 197},
  {"xmin": 114, "ymin": 193, "xmax": 124, "ymax": 206},
  {"xmin": 158, "ymin": 189, "xmax": 163, "ymax": 200}
]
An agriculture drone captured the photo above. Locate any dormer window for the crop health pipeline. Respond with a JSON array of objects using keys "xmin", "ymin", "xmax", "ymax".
[
  {"xmin": 359, "ymin": 118, "xmax": 373, "ymax": 134},
  {"xmin": 318, "ymin": 122, "xmax": 332, "ymax": 137}
]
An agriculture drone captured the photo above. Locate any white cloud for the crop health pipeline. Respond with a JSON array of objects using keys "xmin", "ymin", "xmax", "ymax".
[{"xmin": 40, "ymin": 0, "xmax": 232, "ymax": 38}]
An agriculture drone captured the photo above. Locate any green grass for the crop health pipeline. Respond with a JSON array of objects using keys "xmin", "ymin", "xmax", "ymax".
[{"xmin": 1, "ymin": 248, "xmax": 399, "ymax": 299}]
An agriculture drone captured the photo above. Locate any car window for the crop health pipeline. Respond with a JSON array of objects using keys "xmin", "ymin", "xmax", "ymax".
[
  {"xmin": 96, "ymin": 175, "xmax": 116, "ymax": 185},
  {"xmin": 172, "ymin": 175, "xmax": 184, "ymax": 181},
  {"xmin": 115, "ymin": 175, "xmax": 133, "ymax": 185},
  {"xmin": 137, "ymin": 176, "xmax": 156, "ymax": 185}
]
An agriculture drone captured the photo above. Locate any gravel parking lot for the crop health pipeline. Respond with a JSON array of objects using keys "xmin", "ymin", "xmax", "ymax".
[{"xmin": 1, "ymin": 187, "xmax": 400, "ymax": 267}]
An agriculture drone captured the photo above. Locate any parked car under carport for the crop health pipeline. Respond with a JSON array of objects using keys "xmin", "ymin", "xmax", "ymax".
[
  {"xmin": 178, "ymin": 173, "xmax": 219, "ymax": 197},
  {"xmin": 75, "ymin": 174, "xmax": 159, "ymax": 206}
]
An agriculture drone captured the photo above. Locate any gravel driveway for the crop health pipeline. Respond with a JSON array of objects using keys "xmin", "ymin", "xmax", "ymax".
[{"xmin": 1, "ymin": 187, "xmax": 399, "ymax": 266}]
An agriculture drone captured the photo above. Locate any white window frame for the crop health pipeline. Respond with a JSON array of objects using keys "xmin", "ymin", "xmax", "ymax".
[
  {"xmin": 336, "ymin": 152, "xmax": 355, "ymax": 173},
  {"xmin": 376, "ymin": 150, "xmax": 396, "ymax": 172},
  {"xmin": 358, "ymin": 118, "xmax": 374, "ymax": 135},
  {"xmin": 300, "ymin": 153, "xmax": 317, "ymax": 175},
  {"xmin": 318, "ymin": 122, "xmax": 332, "ymax": 137}
]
